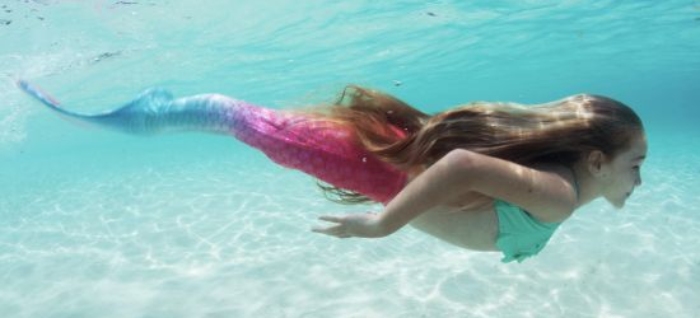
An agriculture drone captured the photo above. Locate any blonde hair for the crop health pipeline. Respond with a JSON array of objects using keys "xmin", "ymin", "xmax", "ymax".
[{"xmin": 311, "ymin": 86, "xmax": 644, "ymax": 203}]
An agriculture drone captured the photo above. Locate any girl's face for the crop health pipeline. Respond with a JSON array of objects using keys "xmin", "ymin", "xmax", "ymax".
[{"xmin": 599, "ymin": 132, "xmax": 648, "ymax": 208}]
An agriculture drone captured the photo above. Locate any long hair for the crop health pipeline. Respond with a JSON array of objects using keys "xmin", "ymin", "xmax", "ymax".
[{"xmin": 311, "ymin": 85, "xmax": 644, "ymax": 203}]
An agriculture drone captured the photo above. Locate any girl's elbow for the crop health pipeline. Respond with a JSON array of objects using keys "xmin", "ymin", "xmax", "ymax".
[
  {"xmin": 442, "ymin": 149, "xmax": 480, "ymax": 173},
  {"xmin": 440, "ymin": 149, "xmax": 481, "ymax": 183}
]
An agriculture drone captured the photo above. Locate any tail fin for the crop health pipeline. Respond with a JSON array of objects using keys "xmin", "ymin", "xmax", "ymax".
[{"xmin": 17, "ymin": 80, "xmax": 235, "ymax": 135}]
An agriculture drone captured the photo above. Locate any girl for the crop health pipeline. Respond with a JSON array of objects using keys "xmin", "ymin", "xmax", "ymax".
[{"xmin": 18, "ymin": 81, "xmax": 647, "ymax": 263}]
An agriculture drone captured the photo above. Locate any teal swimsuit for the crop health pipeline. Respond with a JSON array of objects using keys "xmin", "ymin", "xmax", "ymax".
[
  {"xmin": 494, "ymin": 200, "xmax": 562, "ymax": 263},
  {"xmin": 495, "ymin": 169, "xmax": 578, "ymax": 263}
]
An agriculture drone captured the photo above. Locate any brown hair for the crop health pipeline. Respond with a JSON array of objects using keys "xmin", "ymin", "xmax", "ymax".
[{"xmin": 310, "ymin": 85, "xmax": 644, "ymax": 203}]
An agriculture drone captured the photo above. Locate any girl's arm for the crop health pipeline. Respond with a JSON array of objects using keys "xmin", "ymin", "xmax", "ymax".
[{"xmin": 313, "ymin": 149, "xmax": 578, "ymax": 238}]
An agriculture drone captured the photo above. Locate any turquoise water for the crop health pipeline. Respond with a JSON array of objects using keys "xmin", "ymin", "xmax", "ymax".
[{"xmin": 1, "ymin": 1, "xmax": 699, "ymax": 317}]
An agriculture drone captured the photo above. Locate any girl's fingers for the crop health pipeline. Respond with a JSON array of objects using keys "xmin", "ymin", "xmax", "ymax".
[
  {"xmin": 318, "ymin": 215, "xmax": 344, "ymax": 223},
  {"xmin": 311, "ymin": 226, "xmax": 331, "ymax": 234},
  {"xmin": 313, "ymin": 215, "xmax": 353, "ymax": 238},
  {"xmin": 311, "ymin": 223, "xmax": 350, "ymax": 238},
  {"xmin": 311, "ymin": 224, "xmax": 341, "ymax": 234}
]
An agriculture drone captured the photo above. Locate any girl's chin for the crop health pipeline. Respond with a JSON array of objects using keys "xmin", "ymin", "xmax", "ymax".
[{"xmin": 606, "ymin": 197, "xmax": 626, "ymax": 209}]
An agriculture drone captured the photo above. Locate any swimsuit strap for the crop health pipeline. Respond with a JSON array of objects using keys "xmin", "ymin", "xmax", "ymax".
[{"xmin": 568, "ymin": 166, "xmax": 580, "ymax": 201}]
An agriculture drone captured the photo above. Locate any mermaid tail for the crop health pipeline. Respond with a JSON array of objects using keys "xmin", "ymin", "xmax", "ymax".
[{"xmin": 17, "ymin": 80, "xmax": 407, "ymax": 204}]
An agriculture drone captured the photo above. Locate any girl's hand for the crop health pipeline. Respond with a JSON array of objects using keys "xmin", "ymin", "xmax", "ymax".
[{"xmin": 312, "ymin": 212, "xmax": 390, "ymax": 238}]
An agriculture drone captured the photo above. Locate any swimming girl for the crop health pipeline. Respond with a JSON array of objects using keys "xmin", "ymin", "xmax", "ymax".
[{"xmin": 18, "ymin": 81, "xmax": 647, "ymax": 263}]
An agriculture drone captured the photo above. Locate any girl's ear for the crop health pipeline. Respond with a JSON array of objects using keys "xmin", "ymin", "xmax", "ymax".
[{"xmin": 586, "ymin": 150, "xmax": 608, "ymax": 178}]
